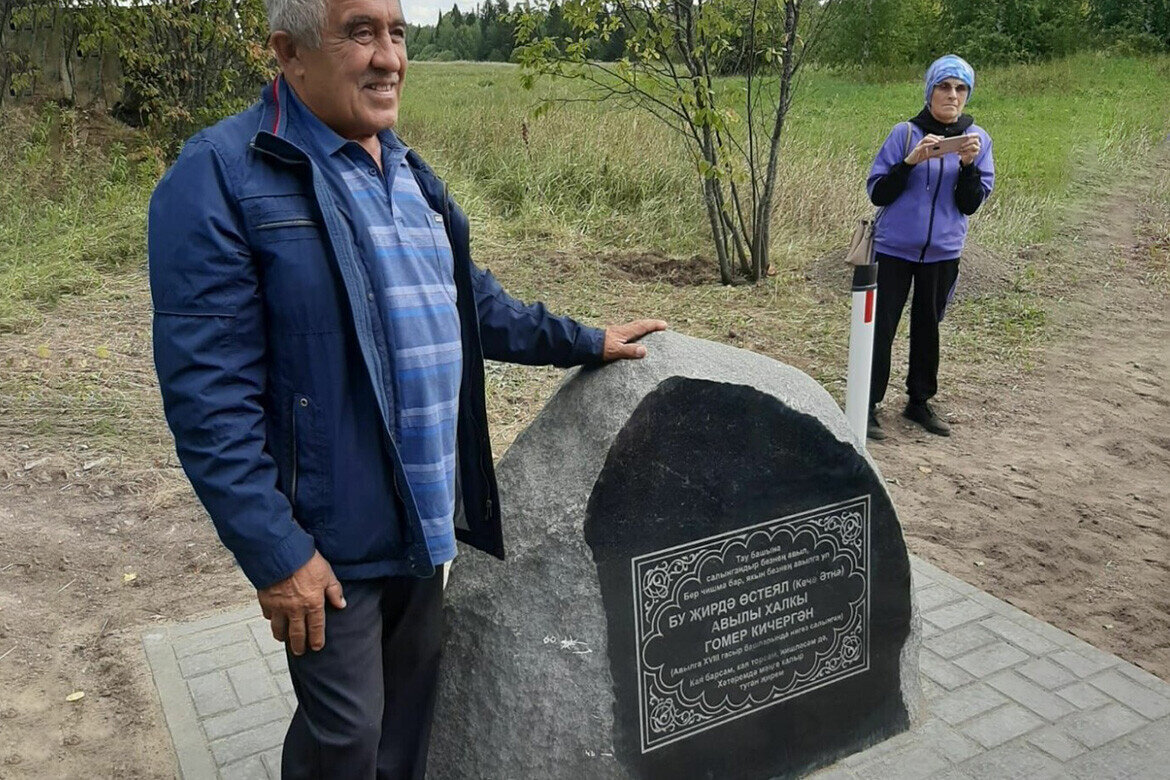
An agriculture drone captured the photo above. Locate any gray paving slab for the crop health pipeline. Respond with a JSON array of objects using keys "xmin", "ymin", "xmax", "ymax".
[
  {"xmin": 953, "ymin": 640, "xmax": 1030, "ymax": 678},
  {"xmin": 958, "ymin": 742, "xmax": 1066, "ymax": 780},
  {"xmin": 1027, "ymin": 726, "xmax": 1089, "ymax": 761},
  {"xmin": 1017, "ymin": 656, "xmax": 1078, "ymax": 689},
  {"xmin": 1087, "ymin": 669, "xmax": 1170, "ymax": 719},
  {"xmin": 916, "ymin": 583, "xmax": 964, "ymax": 612},
  {"xmin": 1057, "ymin": 679, "xmax": 1115, "ymax": 710},
  {"xmin": 1061, "ymin": 703, "xmax": 1150, "ymax": 749},
  {"xmin": 143, "ymin": 555, "xmax": 1170, "ymax": 779},
  {"xmin": 932, "ymin": 683, "xmax": 1008, "ymax": 726},
  {"xmin": 924, "ymin": 622, "xmax": 998, "ymax": 659},
  {"xmin": 959, "ymin": 703, "xmax": 1046, "ymax": 748},
  {"xmin": 985, "ymin": 670, "xmax": 1077, "ymax": 721}
]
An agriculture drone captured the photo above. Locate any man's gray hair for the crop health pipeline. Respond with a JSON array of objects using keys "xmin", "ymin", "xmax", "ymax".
[{"xmin": 265, "ymin": 0, "xmax": 328, "ymax": 48}]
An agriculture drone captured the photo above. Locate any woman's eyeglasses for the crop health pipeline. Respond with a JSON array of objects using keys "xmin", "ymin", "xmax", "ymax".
[{"xmin": 935, "ymin": 82, "xmax": 970, "ymax": 94}]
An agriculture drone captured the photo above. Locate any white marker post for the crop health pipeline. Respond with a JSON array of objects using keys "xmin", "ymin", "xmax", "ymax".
[{"xmin": 845, "ymin": 263, "xmax": 878, "ymax": 445}]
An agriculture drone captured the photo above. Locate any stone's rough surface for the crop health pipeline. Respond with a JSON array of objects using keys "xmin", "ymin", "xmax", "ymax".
[{"xmin": 427, "ymin": 332, "xmax": 922, "ymax": 780}]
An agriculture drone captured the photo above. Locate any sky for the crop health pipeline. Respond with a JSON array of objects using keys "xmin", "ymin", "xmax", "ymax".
[{"xmin": 402, "ymin": 0, "xmax": 459, "ymax": 26}]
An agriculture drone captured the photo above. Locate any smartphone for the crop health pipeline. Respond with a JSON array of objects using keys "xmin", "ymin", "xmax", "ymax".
[{"xmin": 929, "ymin": 134, "xmax": 975, "ymax": 156}]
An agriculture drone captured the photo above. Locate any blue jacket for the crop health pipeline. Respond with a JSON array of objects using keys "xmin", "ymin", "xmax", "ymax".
[
  {"xmin": 148, "ymin": 78, "xmax": 605, "ymax": 588},
  {"xmin": 867, "ymin": 120, "xmax": 995, "ymax": 263}
]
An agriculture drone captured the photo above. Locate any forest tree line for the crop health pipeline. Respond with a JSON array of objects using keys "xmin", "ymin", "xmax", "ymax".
[
  {"xmin": 409, "ymin": 0, "xmax": 1169, "ymax": 65},
  {"xmin": 1, "ymin": 0, "xmax": 1165, "ymax": 152}
]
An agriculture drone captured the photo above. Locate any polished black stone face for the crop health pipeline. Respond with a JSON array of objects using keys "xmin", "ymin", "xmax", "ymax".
[{"xmin": 584, "ymin": 378, "xmax": 912, "ymax": 780}]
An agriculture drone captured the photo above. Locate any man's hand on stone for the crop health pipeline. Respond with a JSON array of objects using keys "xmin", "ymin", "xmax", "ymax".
[
  {"xmin": 258, "ymin": 551, "xmax": 346, "ymax": 655},
  {"xmin": 603, "ymin": 319, "xmax": 669, "ymax": 361}
]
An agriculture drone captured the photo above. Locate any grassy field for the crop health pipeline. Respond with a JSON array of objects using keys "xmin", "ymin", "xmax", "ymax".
[
  {"xmin": 397, "ymin": 54, "xmax": 1170, "ymax": 255},
  {"xmin": 0, "ymin": 54, "xmax": 1168, "ymax": 465}
]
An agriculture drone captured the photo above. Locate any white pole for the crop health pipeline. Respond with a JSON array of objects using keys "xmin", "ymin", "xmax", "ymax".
[{"xmin": 845, "ymin": 263, "xmax": 878, "ymax": 445}]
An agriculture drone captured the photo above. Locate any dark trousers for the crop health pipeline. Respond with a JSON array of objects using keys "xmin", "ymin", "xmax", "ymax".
[
  {"xmin": 281, "ymin": 574, "xmax": 444, "ymax": 780},
  {"xmin": 869, "ymin": 254, "xmax": 960, "ymax": 407}
]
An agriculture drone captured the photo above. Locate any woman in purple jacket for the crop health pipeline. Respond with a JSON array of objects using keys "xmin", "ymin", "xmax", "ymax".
[{"xmin": 866, "ymin": 55, "xmax": 995, "ymax": 440}]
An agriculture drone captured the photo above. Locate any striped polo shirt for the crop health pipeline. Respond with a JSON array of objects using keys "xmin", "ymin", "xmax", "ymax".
[{"xmin": 286, "ymin": 89, "xmax": 460, "ymax": 568}]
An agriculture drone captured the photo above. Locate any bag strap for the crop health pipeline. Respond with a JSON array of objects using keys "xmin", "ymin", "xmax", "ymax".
[{"xmin": 872, "ymin": 122, "xmax": 915, "ymax": 231}]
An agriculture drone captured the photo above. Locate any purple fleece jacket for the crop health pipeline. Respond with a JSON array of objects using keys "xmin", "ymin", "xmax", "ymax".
[{"xmin": 867, "ymin": 121, "xmax": 995, "ymax": 263}]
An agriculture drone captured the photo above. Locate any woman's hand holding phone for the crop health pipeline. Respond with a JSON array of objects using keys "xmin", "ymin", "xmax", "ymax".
[
  {"xmin": 957, "ymin": 134, "xmax": 982, "ymax": 165},
  {"xmin": 906, "ymin": 133, "xmax": 980, "ymax": 165},
  {"xmin": 905, "ymin": 134, "xmax": 945, "ymax": 165}
]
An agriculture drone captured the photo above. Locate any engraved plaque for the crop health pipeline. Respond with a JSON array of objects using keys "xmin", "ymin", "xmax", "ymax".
[{"xmin": 631, "ymin": 496, "xmax": 870, "ymax": 752}]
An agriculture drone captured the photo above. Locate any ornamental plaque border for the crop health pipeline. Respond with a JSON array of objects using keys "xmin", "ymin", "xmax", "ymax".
[{"xmin": 631, "ymin": 495, "xmax": 871, "ymax": 753}]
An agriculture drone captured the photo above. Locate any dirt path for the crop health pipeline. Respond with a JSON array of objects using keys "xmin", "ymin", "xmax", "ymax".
[
  {"xmin": 872, "ymin": 153, "xmax": 1170, "ymax": 680},
  {"xmin": 0, "ymin": 488, "xmax": 246, "ymax": 777}
]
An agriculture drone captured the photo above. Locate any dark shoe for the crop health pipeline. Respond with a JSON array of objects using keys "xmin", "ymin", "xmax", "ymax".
[
  {"xmin": 903, "ymin": 401, "xmax": 951, "ymax": 436},
  {"xmin": 867, "ymin": 408, "xmax": 887, "ymax": 440}
]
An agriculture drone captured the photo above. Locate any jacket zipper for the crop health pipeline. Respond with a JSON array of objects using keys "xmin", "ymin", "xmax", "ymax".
[{"xmin": 918, "ymin": 157, "xmax": 944, "ymax": 262}]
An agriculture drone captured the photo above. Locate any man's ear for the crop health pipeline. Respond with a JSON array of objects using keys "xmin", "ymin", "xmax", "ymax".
[{"xmin": 270, "ymin": 31, "xmax": 306, "ymax": 78}]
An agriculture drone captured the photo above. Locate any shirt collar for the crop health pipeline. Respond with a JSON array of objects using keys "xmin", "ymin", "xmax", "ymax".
[{"xmin": 283, "ymin": 82, "xmax": 407, "ymax": 160}]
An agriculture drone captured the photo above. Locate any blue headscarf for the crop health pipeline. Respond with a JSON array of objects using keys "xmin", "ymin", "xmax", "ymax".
[{"xmin": 924, "ymin": 55, "xmax": 975, "ymax": 107}]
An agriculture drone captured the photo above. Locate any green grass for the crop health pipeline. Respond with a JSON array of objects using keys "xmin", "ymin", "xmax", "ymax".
[
  {"xmin": 3, "ymin": 54, "xmax": 1167, "ymax": 335},
  {"xmin": 0, "ymin": 54, "xmax": 1168, "ymax": 463},
  {"xmin": 0, "ymin": 104, "xmax": 163, "ymax": 333},
  {"xmin": 396, "ymin": 54, "xmax": 1170, "ymax": 264}
]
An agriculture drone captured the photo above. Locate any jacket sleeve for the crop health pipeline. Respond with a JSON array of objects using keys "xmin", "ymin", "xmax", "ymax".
[
  {"xmin": 470, "ymin": 262, "xmax": 606, "ymax": 367},
  {"xmin": 867, "ymin": 123, "xmax": 913, "ymax": 206},
  {"xmin": 955, "ymin": 131, "xmax": 995, "ymax": 215},
  {"xmin": 148, "ymin": 138, "xmax": 316, "ymax": 589}
]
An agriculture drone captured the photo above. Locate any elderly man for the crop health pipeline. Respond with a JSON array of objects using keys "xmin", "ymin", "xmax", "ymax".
[{"xmin": 147, "ymin": 0, "xmax": 665, "ymax": 776}]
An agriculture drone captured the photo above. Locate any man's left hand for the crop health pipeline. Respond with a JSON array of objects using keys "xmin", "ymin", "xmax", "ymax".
[{"xmin": 603, "ymin": 320, "xmax": 669, "ymax": 361}]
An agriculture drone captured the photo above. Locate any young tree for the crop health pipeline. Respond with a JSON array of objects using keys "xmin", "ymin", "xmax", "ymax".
[{"xmin": 514, "ymin": 0, "xmax": 841, "ymax": 283}]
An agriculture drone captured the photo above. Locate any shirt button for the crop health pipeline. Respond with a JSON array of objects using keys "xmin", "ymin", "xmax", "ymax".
[
  {"xmin": 367, "ymin": 292, "xmax": 375, "ymax": 301},
  {"xmin": 368, "ymin": 167, "xmax": 378, "ymax": 177}
]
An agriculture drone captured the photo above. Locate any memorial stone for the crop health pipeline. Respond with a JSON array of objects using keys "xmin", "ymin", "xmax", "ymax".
[{"xmin": 429, "ymin": 331, "xmax": 922, "ymax": 779}]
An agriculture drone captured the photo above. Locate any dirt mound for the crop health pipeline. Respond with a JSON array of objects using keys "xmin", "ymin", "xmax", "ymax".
[
  {"xmin": 804, "ymin": 242, "xmax": 1026, "ymax": 301},
  {"xmin": 602, "ymin": 251, "xmax": 718, "ymax": 287}
]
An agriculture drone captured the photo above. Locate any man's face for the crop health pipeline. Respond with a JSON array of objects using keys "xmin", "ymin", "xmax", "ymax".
[
  {"xmin": 281, "ymin": 0, "xmax": 408, "ymax": 141},
  {"xmin": 929, "ymin": 78, "xmax": 969, "ymax": 125}
]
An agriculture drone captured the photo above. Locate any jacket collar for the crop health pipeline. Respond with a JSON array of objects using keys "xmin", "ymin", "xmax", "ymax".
[
  {"xmin": 257, "ymin": 75, "xmax": 290, "ymax": 138},
  {"xmin": 256, "ymin": 75, "xmax": 407, "ymax": 155},
  {"xmin": 251, "ymin": 76, "xmax": 310, "ymax": 164},
  {"xmin": 252, "ymin": 77, "xmax": 449, "ymax": 214}
]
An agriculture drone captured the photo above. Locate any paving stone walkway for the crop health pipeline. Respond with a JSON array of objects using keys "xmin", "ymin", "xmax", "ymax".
[{"xmin": 143, "ymin": 556, "xmax": 1170, "ymax": 779}]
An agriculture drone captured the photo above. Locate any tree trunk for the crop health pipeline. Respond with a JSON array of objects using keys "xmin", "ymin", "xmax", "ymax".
[
  {"xmin": 703, "ymin": 179, "xmax": 733, "ymax": 284},
  {"xmin": 756, "ymin": 0, "xmax": 800, "ymax": 282}
]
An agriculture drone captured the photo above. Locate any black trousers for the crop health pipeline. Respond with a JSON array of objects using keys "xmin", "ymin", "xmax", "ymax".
[
  {"xmin": 869, "ymin": 253, "xmax": 960, "ymax": 407},
  {"xmin": 281, "ymin": 574, "xmax": 444, "ymax": 780}
]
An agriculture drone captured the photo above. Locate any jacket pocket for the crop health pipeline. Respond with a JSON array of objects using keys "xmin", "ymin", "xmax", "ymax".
[
  {"xmin": 290, "ymin": 392, "xmax": 332, "ymax": 529},
  {"xmin": 256, "ymin": 218, "xmax": 319, "ymax": 241},
  {"xmin": 246, "ymin": 194, "xmax": 322, "ymax": 243},
  {"xmin": 247, "ymin": 192, "xmax": 345, "ymax": 334}
]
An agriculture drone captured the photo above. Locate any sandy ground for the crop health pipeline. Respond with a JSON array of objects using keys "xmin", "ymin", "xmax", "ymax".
[
  {"xmin": 0, "ymin": 161, "xmax": 1167, "ymax": 776},
  {"xmin": 872, "ymin": 161, "xmax": 1170, "ymax": 680}
]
